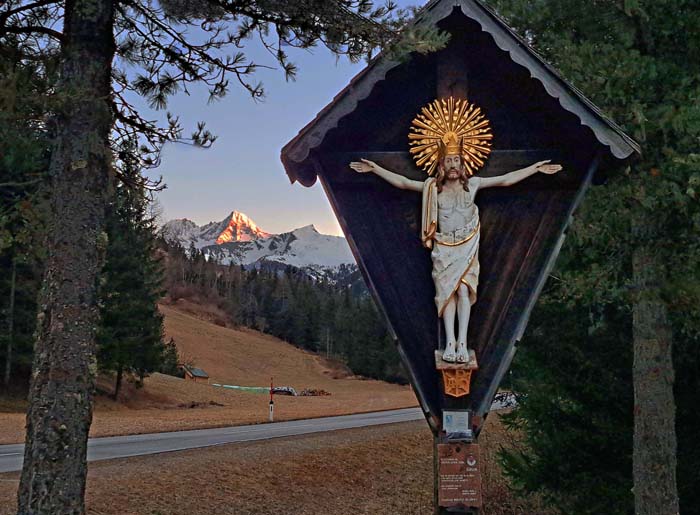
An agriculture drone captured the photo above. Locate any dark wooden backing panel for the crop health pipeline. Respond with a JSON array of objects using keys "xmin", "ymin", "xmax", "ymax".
[
  {"xmin": 321, "ymin": 151, "xmax": 590, "ymax": 425},
  {"xmin": 281, "ymin": 5, "xmax": 632, "ymax": 437}
]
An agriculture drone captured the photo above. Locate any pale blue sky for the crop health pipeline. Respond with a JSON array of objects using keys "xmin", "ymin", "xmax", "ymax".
[{"xmin": 151, "ymin": 5, "xmax": 419, "ymax": 236}]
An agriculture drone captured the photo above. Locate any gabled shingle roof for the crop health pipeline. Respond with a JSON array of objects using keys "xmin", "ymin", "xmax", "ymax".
[
  {"xmin": 184, "ymin": 366, "xmax": 209, "ymax": 379},
  {"xmin": 281, "ymin": 0, "xmax": 640, "ymax": 186}
]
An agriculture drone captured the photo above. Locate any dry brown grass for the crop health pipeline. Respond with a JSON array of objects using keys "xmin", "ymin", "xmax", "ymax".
[
  {"xmin": 0, "ymin": 394, "xmax": 25, "ymax": 413},
  {"xmin": 164, "ymin": 297, "xmax": 231, "ymax": 327},
  {"xmin": 0, "ymin": 414, "xmax": 552, "ymax": 515},
  {"xmin": 158, "ymin": 303, "xmax": 373, "ymax": 390},
  {"xmin": 0, "ymin": 303, "xmax": 416, "ymax": 444}
]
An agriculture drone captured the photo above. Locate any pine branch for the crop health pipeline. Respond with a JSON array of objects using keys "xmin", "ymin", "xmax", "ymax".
[
  {"xmin": 0, "ymin": 0, "xmax": 60, "ymax": 27},
  {"xmin": 0, "ymin": 178, "xmax": 42, "ymax": 188},
  {"xmin": 0, "ymin": 25, "xmax": 63, "ymax": 41}
]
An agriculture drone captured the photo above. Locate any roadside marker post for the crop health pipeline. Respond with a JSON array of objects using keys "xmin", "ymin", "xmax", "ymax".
[{"xmin": 269, "ymin": 377, "xmax": 274, "ymax": 422}]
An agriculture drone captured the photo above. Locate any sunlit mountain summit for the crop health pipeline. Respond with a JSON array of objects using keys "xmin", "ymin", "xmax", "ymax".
[{"xmin": 162, "ymin": 211, "xmax": 356, "ymax": 280}]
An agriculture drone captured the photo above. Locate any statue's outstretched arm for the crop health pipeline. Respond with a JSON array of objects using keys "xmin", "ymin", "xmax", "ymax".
[
  {"xmin": 478, "ymin": 160, "xmax": 563, "ymax": 189},
  {"xmin": 349, "ymin": 159, "xmax": 423, "ymax": 192}
]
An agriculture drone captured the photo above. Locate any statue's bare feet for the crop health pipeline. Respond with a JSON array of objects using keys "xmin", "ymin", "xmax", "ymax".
[
  {"xmin": 443, "ymin": 341, "xmax": 457, "ymax": 363},
  {"xmin": 456, "ymin": 342, "xmax": 469, "ymax": 363}
]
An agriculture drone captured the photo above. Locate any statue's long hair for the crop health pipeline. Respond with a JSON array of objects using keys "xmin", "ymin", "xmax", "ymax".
[{"xmin": 436, "ymin": 140, "xmax": 470, "ymax": 193}]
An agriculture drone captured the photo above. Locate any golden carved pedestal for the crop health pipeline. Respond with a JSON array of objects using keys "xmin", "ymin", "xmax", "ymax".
[{"xmin": 435, "ymin": 350, "xmax": 478, "ymax": 397}]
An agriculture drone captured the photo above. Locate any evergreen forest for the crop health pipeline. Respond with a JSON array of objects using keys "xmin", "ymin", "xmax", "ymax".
[
  {"xmin": 490, "ymin": 1, "xmax": 700, "ymax": 514},
  {"xmin": 161, "ymin": 241, "xmax": 407, "ymax": 384}
]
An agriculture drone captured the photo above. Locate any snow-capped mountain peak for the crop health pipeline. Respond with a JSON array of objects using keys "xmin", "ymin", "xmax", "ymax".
[
  {"xmin": 290, "ymin": 224, "xmax": 318, "ymax": 236},
  {"xmin": 215, "ymin": 210, "xmax": 271, "ymax": 244},
  {"xmin": 161, "ymin": 210, "xmax": 270, "ymax": 249},
  {"xmin": 161, "ymin": 211, "xmax": 355, "ymax": 277}
]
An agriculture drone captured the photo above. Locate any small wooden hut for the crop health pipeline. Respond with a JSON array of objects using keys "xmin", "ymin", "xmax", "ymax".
[{"xmin": 183, "ymin": 366, "xmax": 209, "ymax": 384}]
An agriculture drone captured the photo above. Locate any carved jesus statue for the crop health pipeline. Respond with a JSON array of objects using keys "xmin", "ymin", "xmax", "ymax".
[{"xmin": 349, "ymin": 150, "xmax": 562, "ymax": 363}]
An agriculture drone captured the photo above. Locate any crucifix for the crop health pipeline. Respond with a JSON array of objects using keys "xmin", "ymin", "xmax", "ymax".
[{"xmin": 350, "ymin": 97, "xmax": 562, "ymax": 364}]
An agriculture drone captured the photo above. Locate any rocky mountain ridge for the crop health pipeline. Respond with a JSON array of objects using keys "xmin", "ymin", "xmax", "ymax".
[{"xmin": 161, "ymin": 211, "xmax": 356, "ymax": 278}]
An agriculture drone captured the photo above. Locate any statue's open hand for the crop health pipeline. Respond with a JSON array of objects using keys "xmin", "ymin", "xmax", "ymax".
[
  {"xmin": 533, "ymin": 160, "xmax": 563, "ymax": 175},
  {"xmin": 349, "ymin": 159, "xmax": 376, "ymax": 173}
]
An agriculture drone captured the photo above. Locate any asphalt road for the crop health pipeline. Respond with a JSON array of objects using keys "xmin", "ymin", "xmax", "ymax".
[{"xmin": 0, "ymin": 407, "xmax": 424, "ymax": 474}]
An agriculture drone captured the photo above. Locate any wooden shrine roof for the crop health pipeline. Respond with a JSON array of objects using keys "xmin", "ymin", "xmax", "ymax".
[{"xmin": 281, "ymin": 0, "xmax": 640, "ymax": 187}]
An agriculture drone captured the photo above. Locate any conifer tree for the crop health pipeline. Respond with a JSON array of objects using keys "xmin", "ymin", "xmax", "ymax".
[
  {"xmin": 97, "ymin": 140, "xmax": 166, "ymax": 399},
  {"xmin": 0, "ymin": 3, "xmax": 446, "ymax": 509},
  {"xmin": 500, "ymin": 279, "xmax": 634, "ymax": 515},
  {"xmin": 0, "ymin": 35, "xmax": 50, "ymax": 389},
  {"xmin": 490, "ymin": 1, "xmax": 700, "ymax": 513}
]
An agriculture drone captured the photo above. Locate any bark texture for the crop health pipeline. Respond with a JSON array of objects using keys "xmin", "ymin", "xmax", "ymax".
[
  {"xmin": 113, "ymin": 366, "xmax": 122, "ymax": 400},
  {"xmin": 17, "ymin": 1, "xmax": 116, "ymax": 513},
  {"xmin": 632, "ymin": 243, "xmax": 679, "ymax": 515}
]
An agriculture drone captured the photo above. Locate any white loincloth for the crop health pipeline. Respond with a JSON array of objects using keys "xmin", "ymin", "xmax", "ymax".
[
  {"xmin": 421, "ymin": 178, "xmax": 480, "ymax": 316},
  {"xmin": 431, "ymin": 226, "xmax": 480, "ymax": 315}
]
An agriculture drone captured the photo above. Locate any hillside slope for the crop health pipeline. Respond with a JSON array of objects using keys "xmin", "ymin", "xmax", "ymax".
[
  {"xmin": 163, "ymin": 303, "xmax": 354, "ymax": 390},
  {"xmin": 0, "ymin": 304, "xmax": 417, "ymax": 444},
  {"xmin": 161, "ymin": 303, "xmax": 415, "ymax": 402}
]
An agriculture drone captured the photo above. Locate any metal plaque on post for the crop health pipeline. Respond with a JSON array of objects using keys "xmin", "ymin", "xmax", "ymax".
[{"xmin": 437, "ymin": 443, "xmax": 482, "ymax": 509}]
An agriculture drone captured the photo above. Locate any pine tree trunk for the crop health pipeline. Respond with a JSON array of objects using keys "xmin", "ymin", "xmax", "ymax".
[
  {"xmin": 113, "ymin": 366, "xmax": 123, "ymax": 401},
  {"xmin": 4, "ymin": 258, "xmax": 16, "ymax": 388},
  {"xmin": 17, "ymin": 1, "xmax": 116, "ymax": 513},
  {"xmin": 632, "ymin": 243, "xmax": 679, "ymax": 515}
]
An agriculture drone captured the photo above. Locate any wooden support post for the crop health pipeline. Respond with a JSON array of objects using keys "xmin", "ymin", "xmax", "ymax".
[
  {"xmin": 434, "ymin": 31, "xmax": 478, "ymax": 511},
  {"xmin": 434, "ymin": 434, "xmax": 482, "ymax": 514},
  {"xmin": 434, "ymin": 350, "xmax": 481, "ymax": 513}
]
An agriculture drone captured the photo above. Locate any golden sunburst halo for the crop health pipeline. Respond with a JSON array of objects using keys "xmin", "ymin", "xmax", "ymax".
[{"xmin": 408, "ymin": 97, "xmax": 493, "ymax": 177}]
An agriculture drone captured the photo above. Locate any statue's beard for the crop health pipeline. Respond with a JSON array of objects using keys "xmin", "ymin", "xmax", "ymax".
[
  {"xmin": 437, "ymin": 164, "xmax": 469, "ymax": 192},
  {"xmin": 444, "ymin": 166, "xmax": 467, "ymax": 182}
]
